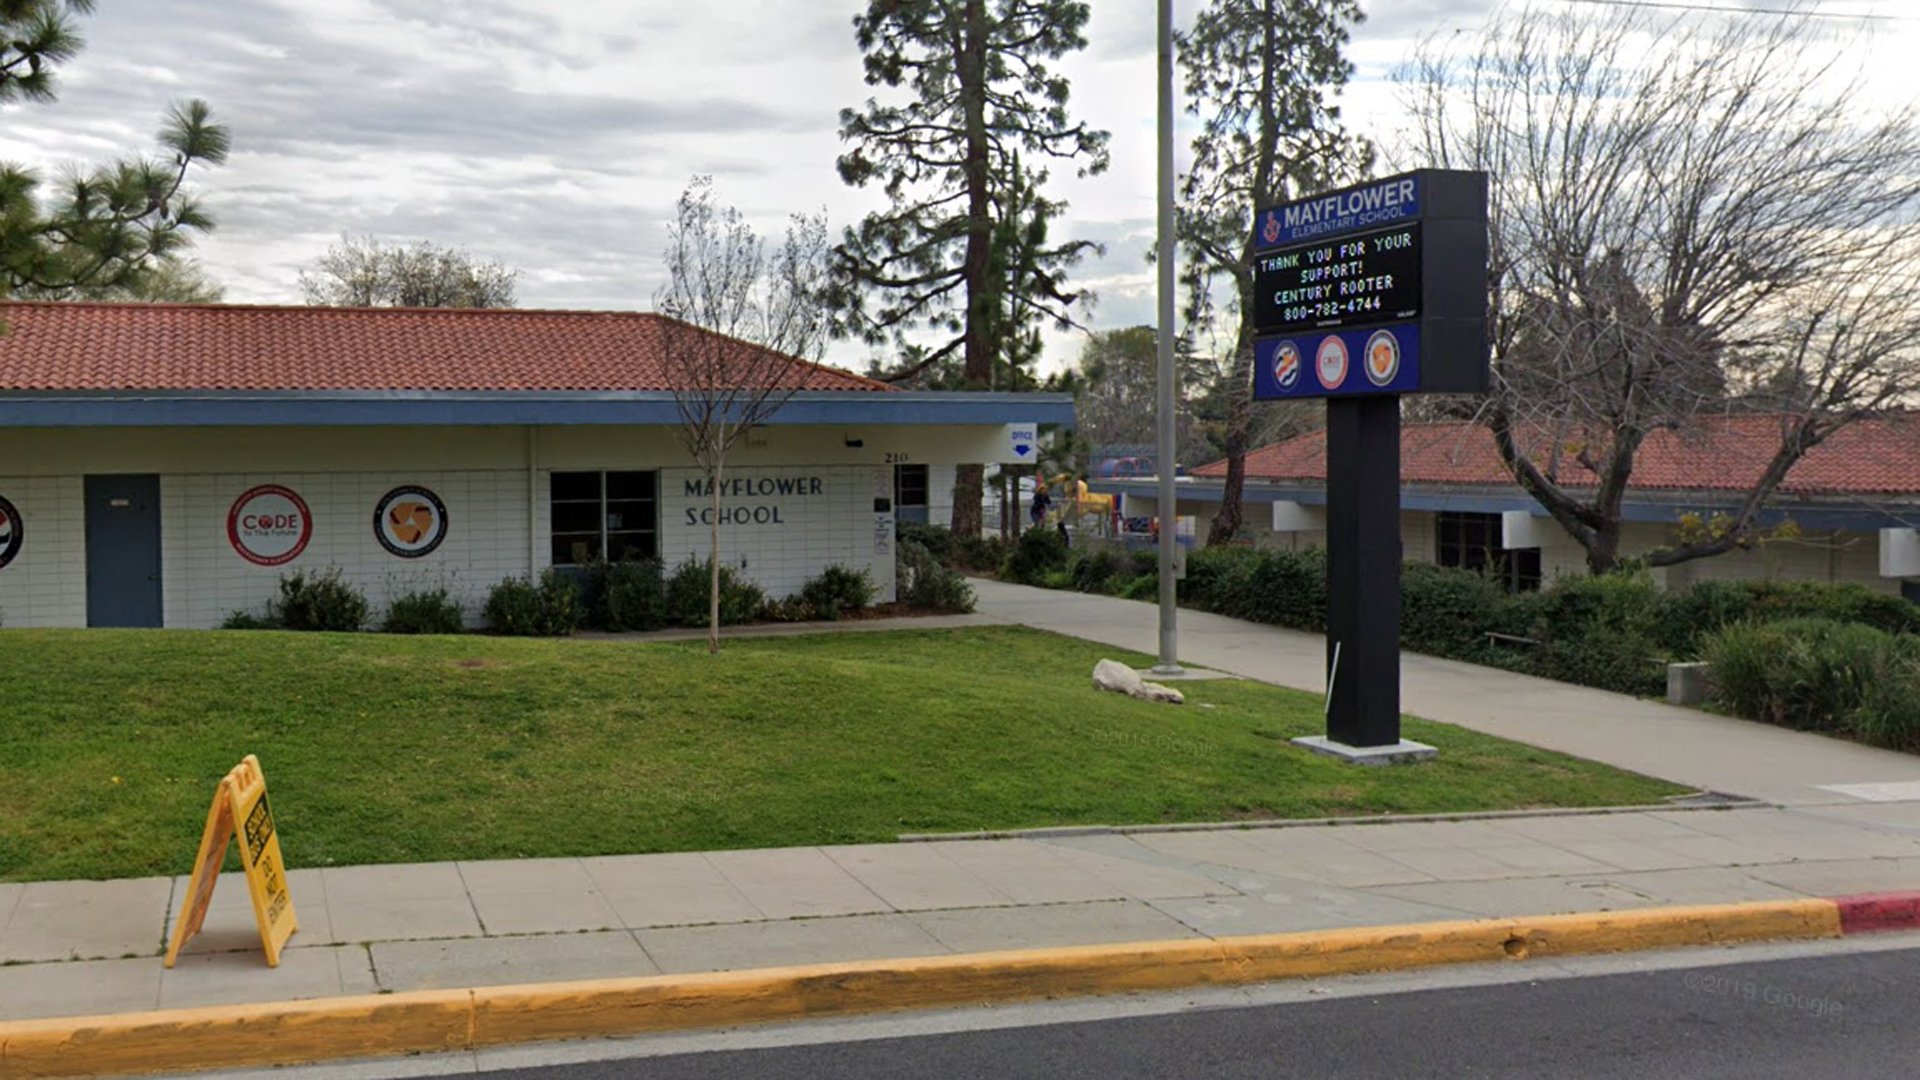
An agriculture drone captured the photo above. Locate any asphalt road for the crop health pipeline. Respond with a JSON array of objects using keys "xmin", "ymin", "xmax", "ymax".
[{"xmin": 475, "ymin": 946, "xmax": 1920, "ymax": 1080}]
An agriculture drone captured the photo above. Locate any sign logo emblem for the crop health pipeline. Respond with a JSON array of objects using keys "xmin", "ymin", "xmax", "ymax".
[
  {"xmin": 374, "ymin": 485, "xmax": 448, "ymax": 558},
  {"xmin": 228, "ymin": 485, "xmax": 312, "ymax": 567},
  {"xmin": 1273, "ymin": 341, "xmax": 1302, "ymax": 389},
  {"xmin": 1261, "ymin": 211, "xmax": 1282, "ymax": 245},
  {"xmin": 0, "ymin": 494, "xmax": 21, "ymax": 571},
  {"xmin": 1316, "ymin": 336, "xmax": 1350, "ymax": 390},
  {"xmin": 1364, "ymin": 329, "xmax": 1402, "ymax": 386}
]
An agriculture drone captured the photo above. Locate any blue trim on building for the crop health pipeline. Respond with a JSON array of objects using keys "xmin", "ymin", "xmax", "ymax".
[
  {"xmin": 0, "ymin": 390, "xmax": 1076, "ymax": 429},
  {"xmin": 1091, "ymin": 478, "xmax": 1917, "ymax": 534}
]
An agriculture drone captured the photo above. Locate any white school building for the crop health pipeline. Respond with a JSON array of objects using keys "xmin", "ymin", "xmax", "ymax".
[{"xmin": 0, "ymin": 302, "xmax": 1067, "ymax": 629}]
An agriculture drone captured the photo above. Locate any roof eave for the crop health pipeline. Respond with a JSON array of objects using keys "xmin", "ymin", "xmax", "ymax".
[{"xmin": 0, "ymin": 389, "xmax": 1076, "ymax": 429}]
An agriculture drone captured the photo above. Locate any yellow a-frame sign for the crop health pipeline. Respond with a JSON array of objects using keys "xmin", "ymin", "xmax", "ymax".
[{"xmin": 164, "ymin": 755, "xmax": 299, "ymax": 968}]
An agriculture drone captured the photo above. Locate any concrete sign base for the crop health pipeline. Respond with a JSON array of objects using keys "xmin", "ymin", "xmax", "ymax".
[{"xmin": 1291, "ymin": 735, "xmax": 1438, "ymax": 767}]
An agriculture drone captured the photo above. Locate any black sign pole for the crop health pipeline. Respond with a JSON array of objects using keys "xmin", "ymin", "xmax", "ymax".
[{"xmin": 1324, "ymin": 395, "xmax": 1402, "ymax": 749}]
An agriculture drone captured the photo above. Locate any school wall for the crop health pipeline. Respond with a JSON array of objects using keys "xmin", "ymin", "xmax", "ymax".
[{"xmin": 0, "ymin": 423, "xmax": 1011, "ymax": 629}]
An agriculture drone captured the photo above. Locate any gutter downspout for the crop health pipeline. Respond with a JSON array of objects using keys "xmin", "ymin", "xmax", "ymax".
[{"xmin": 528, "ymin": 426, "xmax": 540, "ymax": 577}]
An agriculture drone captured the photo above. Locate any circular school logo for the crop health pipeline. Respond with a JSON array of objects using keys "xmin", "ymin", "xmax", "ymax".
[
  {"xmin": 373, "ymin": 485, "xmax": 448, "ymax": 558},
  {"xmin": 0, "ymin": 494, "xmax": 21, "ymax": 571},
  {"xmin": 228, "ymin": 485, "xmax": 312, "ymax": 567},
  {"xmin": 1364, "ymin": 329, "xmax": 1402, "ymax": 387},
  {"xmin": 1272, "ymin": 341, "xmax": 1302, "ymax": 389},
  {"xmin": 1261, "ymin": 211, "xmax": 1283, "ymax": 246},
  {"xmin": 1316, "ymin": 335, "xmax": 1350, "ymax": 390}
]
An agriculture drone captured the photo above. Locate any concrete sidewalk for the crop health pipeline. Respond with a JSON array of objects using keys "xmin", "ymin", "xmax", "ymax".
[
  {"xmin": 971, "ymin": 577, "xmax": 1920, "ymax": 807},
  {"xmin": 9, "ymin": 803, "xmax": 1920, "ymax": 1025}
]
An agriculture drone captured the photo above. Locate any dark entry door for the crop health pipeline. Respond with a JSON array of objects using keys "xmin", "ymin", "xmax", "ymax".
[{"xmin": 86, "ymin": 475, "xmax": 163, "ymax": 628}]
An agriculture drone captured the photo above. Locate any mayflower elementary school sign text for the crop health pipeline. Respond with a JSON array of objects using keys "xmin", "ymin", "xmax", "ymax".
[
  {"xmin": 683, "ymin": 474, "xmax": 826, "ymax": 526},
  {"xmin": 1252, "ymin": 170, "xmax": 1488, "ymax": 401}
]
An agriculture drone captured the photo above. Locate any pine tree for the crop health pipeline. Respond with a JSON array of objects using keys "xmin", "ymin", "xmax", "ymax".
[
  {"xmin": 1178, "ymin": 0, "xmax": 1368, "ymax": 543},
  {"xmin": 831, "ymin": 0, "xmax": 1109, "ymax": 535},
  {"xmin": 1, "ymin": 0, "xmax": 228, "ymax": 300}
]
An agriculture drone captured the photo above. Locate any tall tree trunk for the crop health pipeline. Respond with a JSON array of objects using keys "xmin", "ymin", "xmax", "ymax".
[
  {"xmin": 1210, "ymin": 1, "xmax": 1282, "ymax": 546},
  {"xmin": 998, "ymin": 468, "xmax": 1013, "ymax": 538},
  {"xmin": 1208, "ymin": 341, "xmax": 1255, "ymax": 545},
  {"xmin": 709, "ymin": 450, "xmax": 723, "ymax": 655},
  {"xmin": 1586, "ymin": 520, "xmax": 1621, "ymax": 576},
  {"xmin": 950, "ymin": 0, "xmax": 991, "ymax": 538}
]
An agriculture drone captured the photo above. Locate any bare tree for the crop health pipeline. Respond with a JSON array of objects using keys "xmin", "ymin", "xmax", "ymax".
[
  {"xmin": 1403, "ymin": 6, "xmax": 1920, "ymax": 574},
  {"xmin": 657, "ymin": 176, "xmax": 831, "ymax": 653},
  {"xmin": 299, "ymin": 235, "xmax": 518, "ymax": 308}
]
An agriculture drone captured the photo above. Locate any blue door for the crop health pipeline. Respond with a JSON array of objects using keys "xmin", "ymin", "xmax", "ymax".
[{"xmin": 86, "ymin": 475, "xmax": 163, "ymax": 628}]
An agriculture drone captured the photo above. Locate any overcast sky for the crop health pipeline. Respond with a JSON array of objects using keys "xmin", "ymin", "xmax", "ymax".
[{"xmin": 7, "ymin": 0, "xmax": 1914, "ymax": 373}]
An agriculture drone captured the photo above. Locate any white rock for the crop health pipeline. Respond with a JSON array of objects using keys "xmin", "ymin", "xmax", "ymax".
[
  {"xmin": 1092, "ymin": 659, "xmax": 1185, "ymax": 705},
  {"xmin": 1093, "ymin": 659, "xmax": 1143, "ymax": 695}
]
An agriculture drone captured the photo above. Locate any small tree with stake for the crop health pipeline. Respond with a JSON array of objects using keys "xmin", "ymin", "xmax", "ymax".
[{"xmin": 656, "ymin": 176, "xmax": 831, "ymax": 654}]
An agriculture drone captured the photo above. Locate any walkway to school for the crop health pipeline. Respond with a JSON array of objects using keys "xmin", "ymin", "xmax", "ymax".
[
  {"xmin": 9, "ymin": 580, "xmax": 1920, "ymax": 1035},
  {"xmin": 969, "ymin": 577, "xmax": 1920, "ymax": 808}
]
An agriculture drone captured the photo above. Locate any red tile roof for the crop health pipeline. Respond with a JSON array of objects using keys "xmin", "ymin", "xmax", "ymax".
[
  {"xmin": 1195, "ymin": 416, "xmax": 1920, "ymax": 497},
  {"xmin": 0, "ymin": 301, "xmax": 891, "ymax": 393}
]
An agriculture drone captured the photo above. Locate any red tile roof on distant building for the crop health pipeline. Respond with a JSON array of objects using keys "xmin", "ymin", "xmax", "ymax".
[
  {"xmin": 0, "ymin": 301, "xmax": 891, "ymax": 394},
  {"xmin": 1194, "ymin": 416, "xmax": 1920, "ymax": 497}
]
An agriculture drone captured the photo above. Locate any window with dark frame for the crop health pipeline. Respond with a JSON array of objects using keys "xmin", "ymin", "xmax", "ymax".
[
  {"xmin": 894, "ymin": 464, "xmax": 929, "ymax": 508},
  {"xmin": 550, "ymin": 471, "xmax": 659, "ymax": 566},
  {"xmin": 1435, "ymin": 511, "xmax": 1542, "ymax": 593}
]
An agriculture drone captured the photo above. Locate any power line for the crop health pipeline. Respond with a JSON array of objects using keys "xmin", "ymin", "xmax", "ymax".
[{"xmin": 1563, "ymin": 0, "xmax": 1915, "ymax": 20}]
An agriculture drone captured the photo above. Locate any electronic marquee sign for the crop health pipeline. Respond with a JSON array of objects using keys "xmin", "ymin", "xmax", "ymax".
[{"xmin": 1250, "ymin": 170, "xmax": 1488, "ymax": 400}]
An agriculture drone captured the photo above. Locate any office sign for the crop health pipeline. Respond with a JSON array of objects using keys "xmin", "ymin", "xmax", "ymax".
[{"xmin": 1251, "ymin": 170, "xmax": 1488, "ymax": 400}]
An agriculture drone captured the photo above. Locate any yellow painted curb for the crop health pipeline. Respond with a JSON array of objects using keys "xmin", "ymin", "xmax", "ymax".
[{"xmin": 0, "ymin": 898, "xmax": 1844, "ymax": 1079}]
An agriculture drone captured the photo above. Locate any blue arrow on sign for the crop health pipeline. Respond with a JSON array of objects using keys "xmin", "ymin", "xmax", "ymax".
[{"xmin": 1014, "ymin": 444, "xmax": 1033, "ymax": 457}]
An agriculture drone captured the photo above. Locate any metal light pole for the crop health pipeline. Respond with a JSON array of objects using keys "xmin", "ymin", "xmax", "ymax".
[{"xmin": 1151, "ymin": 0, "xmax": 1183, "ymax": 677}]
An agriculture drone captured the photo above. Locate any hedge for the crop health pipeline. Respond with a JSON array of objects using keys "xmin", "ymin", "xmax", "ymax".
[{"xmin": 1028, "ymin": 543, "xmax": 1920, "ymax": 702}]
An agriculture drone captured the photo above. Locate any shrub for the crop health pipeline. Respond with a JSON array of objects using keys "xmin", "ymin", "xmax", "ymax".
[
  {"xmin": 1241, "ymin": 548, "xmax": 1327, "ymax": 630},
  {"xmin": 665, "ymin": 558, "xmax": 768, "ymax": 627},
  {"xmin": 1000, "ymin": 526, "xmax": 1070, "ymax": 585},
  {"xmin": 1120, "ymin": 574, "xmax": 1159, "ymax": 601},
  {"xmin": 763, "ymin": 595, "xmax": 817, "ymax": 622},
  {"xmin": 484, "ymin": 570, "xmax": 583, "ymax": 637},
  {"xmin": 1178, "ymin": 545, "xmax": 1262, "ymax": 613},
  {"xmin": 1129, "ymin": 549, "xmax": 1160, "ymax": 579},
  {"xmin": 1704, "ymin": 617, "xmax": 1900, "ymax": 734},
  {"xmin": 1656, "ymin": 579, "xmax": 1920, "ymax": 658},
  {"xmin": 1182, "ymin": 546, "xmax": 1328, "ymax": 629},
  {"xmin": 799, "ymin": 564, "xmax": 875, "ymax": 620},
  {"xmin": 1399, "ymin": 563, "xmax": 1509, "ymax": 659},
  {"xmin": 1527, "ymin": 572, "xmax": 1670, "ymax": 695},
  {"xmin": 600, "ymin": 559, "xmax": 668, "ymax": 632},
  {"xmin": 221, "ymin": 609, "xmax": 277, "ymax": 630},
  {"xmin": 898, "ymin": 540, "xmax": 976, "ymax": 612},
  {"xmin": 896, "ymin": 522, "xmax": 954, "ymax": 564},
  {"xmin": 1068, "ymin": 548, "xmax": 1130, "ymax": 594},
  {"xmin": 953, "ymin": 533, "xmax": 1010, "ymax": 573},
  {"xmin": 1852, "ymin": 648, "xmax": 1920, "ymax": 751},
  {"xmin": 272, "ymin": 569, "xmax": 368, "ymax": 632},
  {"xmin": 382, "ymin": 588, "xmax": 465, "ymax": 635}
]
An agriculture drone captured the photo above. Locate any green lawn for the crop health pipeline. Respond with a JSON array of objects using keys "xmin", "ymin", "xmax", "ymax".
[{"xmin": 0, "ymin": 626, "xmax": 1683, "ymax": 882}]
